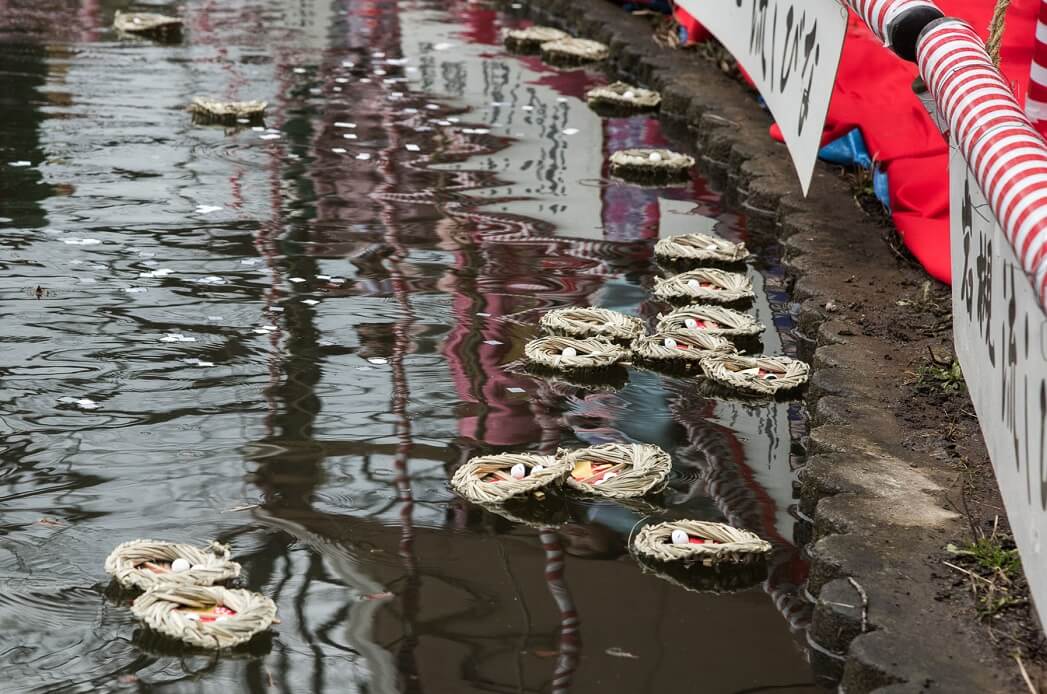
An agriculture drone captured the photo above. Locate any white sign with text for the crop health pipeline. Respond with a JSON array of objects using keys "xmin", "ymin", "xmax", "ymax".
[
  {"xmin": 950, "ymin": 143, "xmax": 1047, "ymax": 627},
  {"xmin": 675, "ymin": 0, "xmax": 847, "ymax": 195}
]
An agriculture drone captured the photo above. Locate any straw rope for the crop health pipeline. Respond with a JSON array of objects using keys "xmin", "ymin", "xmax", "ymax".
[
  {"xmin": 114, "ymin": 11, "xmax": 182, "ymax": 38},
  {"xmin": 504, "ymin": 26, "xmax": 569, "ymax": 53},
  {"xmin": 131, "ymin": 585, "xmax": 278, "ymax": 650},
  {"xmin": 987, "ymin": 0, "xmax": 1011, "ymax": 67},
  {"xmin": 700, "ymin": 354, "xmax": 810, "ymax": 396},
  {"xmin": 540, "ymin": 37, "xmax": 609, "ymax": 65},
  {"xmin": 656, "ymin": 304, "xmax": 764, "ymax": 339},
  {"xmin": 654, "ymin": 233, "xmax": 748, "ymax": 265},
  {"xmin": 189, "ymin": 98, "xmax": 267, "ymax": 125},
  {"xmin": 632, "ymin": 520, "xmax": 771, "ymax": 566},
  {"xmin": 539, "ymin": 306, "xmax": 645, "ymax": 342},
  {"xmin": 652, "ymin": 268, "xmax": 753, "ymax": 304},
  {"xmin": 631, "ymin": 331, "xmax": 734, "ymax": 365},
  {"xmin": 105, "ymin": 539, "xmax": 241, "ymax": 591},
  {"xmin": 562, "ymin": 443, "xmax": 671, "ymax": 499},
  {"xmin": 452, "ymin": 452, "xmax": 570, "ymax": 504},
  {"xmin": 608, "ymin": 149, "xmax": 695, "ymax": 183},
  {"xmin": 524, "ymin": 335, "xmax": 627, "ymax": 372},
  {"xmin": 585, "ymin": 81, "xmax": 661, "ymax": 111}
]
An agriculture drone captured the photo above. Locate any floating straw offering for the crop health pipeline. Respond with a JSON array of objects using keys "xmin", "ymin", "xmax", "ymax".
[
  {"xmin": 655, "ymin": 233, "xmax": 749, "ymax": 266},
  {"xmin": 524, "ymin": 335, "xmax": 627, "ymax": 373},
  {"xmin": 631, "ymin": 331, "xmax": 734, "ymax": 368},
  {"xmin": 562, "ymin": 443, "xmax": 671, "ymax": 499},
  {"xmin": 585, "ymin": 81, "xmax": 661, "ymax": 113},
  {"xmin": 652, "ymin": 268, "xmax": 754, "ymax": 305},
  {"xmin": 105, "ymin": 540, "xmax": 241, "ymax": 591},
  {"xmin": 452, "ymin": 452, "xmax": 569, "ymax": 504},
  {"xmin": 189, "ymin": 97, "xmax": 268, "ymax": 125},
  {"xmin": 656, "ymin": 305, "xmax": 764, "ymax": 340},
  {"xmin": 608, "ymin": 148, "xmax": 695, "ymax": 184},
  {"xmin": 539, "ymin": 306, "xmax": 645, "ymax": 343},
  {"xmin": 503, "ymin": 25, "xmax": 568, "ymax": 53},
  {"xmin": 131, "ymin": 585, "xmax": 278, "ymax": 650},
  {"xmin": 700, "ymin": 354, "xmax": 810, "ymax": 397},
  {"xmin": 114, "ymin": 11, "xmax": 183, "ymax": 41},
  {"xmin": 632, "ymin": 520, "xmax": 771, "ymax": 567},
  {"xmin": 540, "ymin": 37, "xmax": 609, "ymax": 66}
]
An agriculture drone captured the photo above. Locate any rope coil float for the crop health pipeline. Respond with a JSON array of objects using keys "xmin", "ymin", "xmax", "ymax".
[
  {"xmin": 632, "ymin": 520, "xmax": 771, "ymax": 567},
  {"xmin": 608, "ymin": 148, "xmax": 695, "ymax": 183},
  {"xmin": 539, "ymin": 306, "xmax": 645, "ymax": 343},
  {"xmin": 131, "ymin": 585, "xmax": 278, "ymax": 650},
  {"xmin": 700, "ymin": 354, "xmax": 810, "ymax": 397},
  {"xmin": 113, "ymin": 11, "xmax": 183, "ymax": 41},
  {"xmin": 189, "ymin": 97, "xmax": 268, "ymax": 125},
  {"xmin": 656, "ymin": 304, "xmax": 765, "ymax": 340},
  {"xmin": 631, "ymin": 330, "xmax": 734, "ymax": 368},
  {"xmin": 562, "ymin": 443, "xmax": 672, "ymax": 499},
  {"xmin": 105, "ymin": 539, "xmax": 241, "ymax": 591},
  {"xmin": 585, "ymin": 81, "xmax": 662, "ymax": 113},
  {"xmin": 655, "ymin": 233, "xmax": 749, "ymax": 266},
  {"xmin": 652, "ymin": 268, "xmax": 754, "ymax": 304},
  {"xmin": 524, "ymin": 335, "xmax": 627, "ymax": 372},
  {"xmin": 452, "ymin": 452, "xmax": 569, "ymax": 504},
  {"xmin": 539, "ymin": 37, "xmax": 610, "ymax": 66}
]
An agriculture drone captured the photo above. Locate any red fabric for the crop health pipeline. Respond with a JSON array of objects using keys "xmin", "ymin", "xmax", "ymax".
[
  {"xmin": 764, "ymin": 1, "xmax": 1040, "ymax": 284},
  {"xmin": 672, "ymin": 4, "xmax": 710, "ymax": 44}
]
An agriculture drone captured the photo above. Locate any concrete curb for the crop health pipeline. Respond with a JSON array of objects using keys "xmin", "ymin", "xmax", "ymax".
[{"xmin": 501, "ymin": 1, "xmax": 1012, "ymax": 691}]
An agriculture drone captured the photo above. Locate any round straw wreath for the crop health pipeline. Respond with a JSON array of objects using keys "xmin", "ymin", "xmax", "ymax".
[
  {"xmin": 114, "ymin": 11, "xmax": 182, "ymax": 40},
  {"xmin": 503, "ymin": 25, "xmax": 568, "ymax": 53},
  {"xmin": 652, "ymin": 268, "xmax": 753, "ymax": 305},
  {"xmin": 524, "ymin": 335, "xmax": 627, "ymax": 372},
  {"xmin": 562, "ymin": 443, "xmax": 671, "ymax": 499},
  {"xmin": 700, "ymin": 354, "xmax": 810, "ymax": 396},
  {"xmin": 631, "ymin": 330, "xmax": 734, "ymax": 366},
  {"xmin": 131, "ymin": 585, "xmax": 278, "ymax": 650},
  {"xmin": 452, "ymin": 452, "xmax": 569, "ymax": 504},
  {"xmin": 656, "ymin": 305, "xmax": 764, "ymax": 339},
  {"xmin": 655, "ymin": 233, "xmax": 749, "ymax": 266},
  {"xmin": 608, "ymin": 149, "xmax": 695, "ymax": 184},
  {"xmin": 539, "ymin": 306, "xmax": 645, "ymax": 343},
  {"xmin": 632, "ymin": 520, "xmax": 771, "ymax": 567},
  {"xmin": 585, "ymin": 81, "xmax": 661, "ymax": 112},
  {"xmin": 189, "ymin": 97, "xmax": 267, "ymax": 125},
  {"xmin": 540, "ymin": 37, "xmax": 609, "ymax": 65},
  {"xmin": 105, "ymin": 540, "xmax": 241, "ymax": 591}
]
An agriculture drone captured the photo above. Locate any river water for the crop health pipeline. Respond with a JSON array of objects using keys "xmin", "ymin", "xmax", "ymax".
[{"xmin": 0, "ymin": 1, "xmax": 817, "ymax": 692}]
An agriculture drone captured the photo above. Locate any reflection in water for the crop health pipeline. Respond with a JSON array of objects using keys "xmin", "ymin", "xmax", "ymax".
[{"xmin": 0, "ymin": 0, "xmax": 817, "ymax": 692}]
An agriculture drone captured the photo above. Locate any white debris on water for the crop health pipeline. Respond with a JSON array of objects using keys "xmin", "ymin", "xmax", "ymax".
[
  {"xmin": 367, "ymin": 357, "xmax": 388, "ymax": 365},
  {"xmin": 184, "ymin": 358, "xmax": 215, "ymax": 367},
  {"xmin": 63, "ymin": 238, "xmax": 102, "ymax": 245},
  {"xmin": 405, "ymin": 144, "xmax": 420, "ymax": 152},
  {"xmin": 301, "ymin": 299, "xmax": 319, "ymax": 306},
  {"xmin": 194, "ymin": 205, "xmax": 223, "ymax": 214},
  {"xmin": 562, "ymin": 128, "xmax": 579, "ymax": 135},
  {"xmin": 288, "ymin": 277, "xmax": 306, "ymax": 283},
  {"xmin": 9, "ymin": 161, "xmax": 31, "ymax": 167},
  {"xmin": 258, "ymin": 133, "xmax": 281, "ymax": 140},
  {"xmin": 59, "ymin": 396, "xmax": 99, "ymax": 410}
]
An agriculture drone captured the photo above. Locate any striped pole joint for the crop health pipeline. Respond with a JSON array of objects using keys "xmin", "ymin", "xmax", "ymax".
[{"xmin": 887, "ymin": 4, "xmax": 944, "ymax": 61}]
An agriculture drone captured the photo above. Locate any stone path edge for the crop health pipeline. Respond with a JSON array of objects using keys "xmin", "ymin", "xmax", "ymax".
[{"xmin": 494, "ymin": 1, "xmax": 1014, "ymax": 691}]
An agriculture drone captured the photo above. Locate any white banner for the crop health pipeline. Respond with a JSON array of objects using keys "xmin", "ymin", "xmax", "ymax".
[
  {"xmin": 950, "ymin": 142, "xmax": 1047, "ymax": 627},
  {"xmin": 675, "ymin": 0, "xmax": 847, "ymax": 195}
]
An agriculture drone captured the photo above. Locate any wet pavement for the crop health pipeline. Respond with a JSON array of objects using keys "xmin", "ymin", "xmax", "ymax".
[{"xmin": 0, "ymin": 1, "xmax": 817, "ymax": 691}]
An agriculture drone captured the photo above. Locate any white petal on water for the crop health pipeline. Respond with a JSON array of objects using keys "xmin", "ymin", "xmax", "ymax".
[
  {"xmin": 425, "ymin": 104, "xmax": 440, "ymax": 110},
  {"xmin": 355, "ymin": 153, "xmax": 372, "ymax": 160},
  {"xmin": 556, "ymin": 97, "xmax": 568, "ymax": 103},
  {"xmin": 562, "ymin": 128, "xmax": 579, "ymax": 135},
  {"xmin": 342, "ymin": 133, "xmax": 358, "ymax": 140},
  {"xmin": 240, "ymin": 258, "xmax": 260, "ymax": 265},
  {"xmin": 74, "ymin": 398, "xmax": 99, "ymax": 410},
  {"xmin": 315, "ymin": 274, "xmax": 332, "ymax": 280},
  {"xmin": 373, "ymin": 69, "xmax": 387, "ymax": 76},
  {"xmin": 122, "ymin": 287, "xmax": 147, "ymax": 293},
  {"xmin": 341, "ymin": 60, "xmax": 355, "ymax": 68},
  {"xmin": 476, "ymin": 312, "xmax": 491, "ymax": 317},
  {"xmin": 335, "ymin": 77, "xmax": 349, "ymax": 84},
  {"xmin": 332, "ymin": 87, "xmax": 342, "ymax": 93},
  {"xmin": 506, "ymin": 387, "xmax": 526, "ymax": 394},
  {"xmin": 288, "ymin": 277, "xmax": 307, "ymax": 283},
  {"xmin": 207, "ymin": 315, "xmax": 223, "ymax": 321},
  {"xmin": 301, "ymin": 299, "xmax": 319, "ymax": 306},
  {"xmin": 332, "ymin": 147, "xmax": 347, "ymax": 154},
  {"xmin": 63, "ymin": 238, "xmax": 102, "ymax": 245},
  {"xmin": 195, "ymin": 205, "xmax": 223, "ymax": 214},
  {"xmin": 404, "ymin": 144, "xmax": 420, "ymax": 152},
  {"xmin": 367, "ymin": 357, "xmax": 388, "ymax": 365},
  {"xmin": 293, "ymin": 67, "xmax": 307, "ymax": 74},
  {"xmin": 251, "ymin": 126, "xmax": 265, "ymax": 132},
  {"xmin": 197, "ymin": 276, "xmax": 226, "ymax": 285},
  {"xmin": 433, "ymin": 42, "xmax": 454, "ymax": 51},
  {"xmin": 483, "ymin": 340, "xmax": 502, "ymax": 346},
  {"xmin": 521, "ymin": 105, "xmax": 534, "ymax": 112},
  {"xmin": 9, "ymin": 160, "xmax": 32, "ymax": 167},
  {"xmin": 259, "ymin": 133, "xmax": 281, "ymax": 140}
]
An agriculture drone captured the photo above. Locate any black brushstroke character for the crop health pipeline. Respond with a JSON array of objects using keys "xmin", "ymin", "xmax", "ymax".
[
  {"xmin": 959, "ymin": 178, "xmax": 975, "ymax": 316},
  {"xmin": 976, "ymin": 226, "xmax": 996, "ymax": 366},
  {"xmin": 797, "ymin": 20, "xmax": 820, "ymax": 136}
]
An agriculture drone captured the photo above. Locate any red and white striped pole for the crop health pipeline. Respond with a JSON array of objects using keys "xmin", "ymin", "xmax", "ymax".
[
  {"xmin": 836, "ymin": 0, "xmax": 943, "ymax": 58},
  {"xmin": 1026, "ymin": 0, "xmax": 1047, "ymax": 134},
  {"xmin": 918, "ymin": 19, "xmax": 1047, "ymax": 305}
]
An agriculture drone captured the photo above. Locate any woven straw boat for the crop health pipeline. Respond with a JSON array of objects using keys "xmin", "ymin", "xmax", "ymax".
[
  {"xmin": 631, "ymin": 331, "xmax": 734, "ymax": 368},
  {"xmin": 540, "ymin": 37, "xmax": 609, "ymax": 66},
  {"xmin": 452, "ymin": 452, "xmax": 570, "ymax": 504},
  {"xmin": 114, "ymin": 11, "xmax": 182, "ymax": 41},
  {"xmin": 189, "ymin": 97, "xmax": 267, "ymax": 125},
  {"xmin": 524, "ymin": 335, "xmax": 627, "ymax": 372},
  {"xmin": 655, "ymin": 305, "xmax": 764, "ymax": 339},
  {"xmin": 700, "ymin": 354, "xmax": 809, "ymax": 397},
  {"xmin": 539, "ymin": 306, "xmax": 645, "ymax": 343},
  {"xmin": 562, "ymin": 443, "xmax": 671, "ymax": 499},
  {"xmin": 608, "ymin": 148, "xmax": 695, "ymax": 184},
  {"xmin": 105, "ymin": 539, "xmax": 241, "ymax": 591},
  {"xmin": 652, "ymin": 268, "xmax": 753, "ymax": 305},
  {"xmin": 131, "ymin": 585, "xmax": 278, "ymax": 650},
  {"xmin": 503, "ymin": 25, "xmax": 568, "ymax": 53},
  {"xmin": 654, "ymin": 233, "xmax": 749, "ymax": 266},
  {"xmin": 585, "ymin": 81, "xmax": 661, "ymax": 113},
  {"xmin": 632, "ymin": 520, "xmax": 771, "ymax": 567}
]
